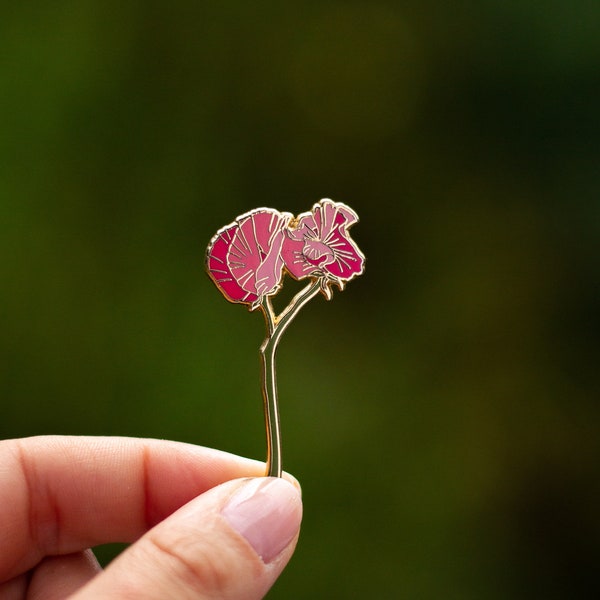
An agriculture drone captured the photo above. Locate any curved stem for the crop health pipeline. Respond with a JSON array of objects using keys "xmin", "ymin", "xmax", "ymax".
[
  {"xmin": 263, "ymin": 295, "xmax": 276, "ymax": 336},
  {"xmin": 260, "ymin": 279, "xmax": 321, "ymax": 477}
]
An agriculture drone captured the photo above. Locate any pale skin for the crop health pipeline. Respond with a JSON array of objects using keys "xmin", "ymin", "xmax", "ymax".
[{"xmin": 0, "ymin": 436, "xmax": 302, "ymax": 600}]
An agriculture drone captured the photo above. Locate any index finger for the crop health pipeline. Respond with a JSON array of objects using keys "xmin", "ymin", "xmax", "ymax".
[{"xmin": 0, "ymin": 436, "xmax": 266, "ymax": 581}]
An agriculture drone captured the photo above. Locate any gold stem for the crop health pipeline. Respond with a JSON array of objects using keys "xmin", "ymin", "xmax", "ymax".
[{"xmin": 259, "ymin": 280, "xmax": 321, "ymax": 477}]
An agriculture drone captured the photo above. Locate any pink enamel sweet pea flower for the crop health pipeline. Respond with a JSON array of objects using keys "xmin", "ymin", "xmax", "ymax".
[
  {"xmin": 206, "ymin": 208, "xmax": 292, "ymax": 309},
  {"xmin": 205, "ymin": 199, "xmax": 364, "ymax": 478},
  {"xmin": 282, "ymin": 199, "xmax": 365, "ymax": 298}
]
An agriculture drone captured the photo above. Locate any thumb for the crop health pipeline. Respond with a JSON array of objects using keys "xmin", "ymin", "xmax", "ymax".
[{"xmin": 72, "ymin": 477, "xmax": 302, "ymax": 600}]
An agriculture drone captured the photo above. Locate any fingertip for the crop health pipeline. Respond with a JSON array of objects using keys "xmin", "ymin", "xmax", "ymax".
[
  {"xmin": 282, "ymin": 472, "xmax": 302, "ymax": 496},
  {"xmin": 221, "ymin": 477, "xmax": 302, "ymax": 564},
  {"xmin": 70, "ymin": 477, "xmax": 302, "ymax": 600}
]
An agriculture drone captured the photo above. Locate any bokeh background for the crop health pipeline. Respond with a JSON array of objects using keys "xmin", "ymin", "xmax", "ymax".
[{"xmin": 1, "ymin": 2, "xmax": 599, "ymax": 598}]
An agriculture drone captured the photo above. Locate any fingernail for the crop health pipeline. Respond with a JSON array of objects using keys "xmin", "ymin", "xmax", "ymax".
[{"xmin": 222, "ymin": 477, "xmax": 302, "ymax": 564}]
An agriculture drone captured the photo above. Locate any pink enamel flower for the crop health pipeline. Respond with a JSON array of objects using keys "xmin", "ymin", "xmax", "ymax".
[
  {"xmin": 205, "ymin": 199, "xmax": 364, "ymax": 478},
  {"xmin": 282, "ymin": 199, "xmax": 365, "ymax": 297},
  {"xmin": 206, "ymin": 208, "xmax": 292, "ymax": 308}
]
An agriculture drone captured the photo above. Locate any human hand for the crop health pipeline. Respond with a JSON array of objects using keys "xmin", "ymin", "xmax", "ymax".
[{"xmin": 0, "ymin": 436, "xmax": 302, "ymax": 599}]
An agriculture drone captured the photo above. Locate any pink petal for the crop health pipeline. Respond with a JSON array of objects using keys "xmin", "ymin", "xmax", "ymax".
[
  {"xmin": 282, "ymin": 199, "xmax": 364, "ymax": 283},
  {"xmin": 230, "ymin": 209, "xmax": 290, "ymax": 297},
  {"xmin": 282, "ymin": 235, "xmax": 315, "ymax": 279},
  {"xmin": 206, "ymin": 223, "xmax": 258, "ymax": 304},
  {"xmin": 319, "ymin": 227, "xmax": 364, "ymax": 280},
  {"xmin": 286, "ymin": 213, "xmax": 317, "ymax": 243},
  {"xmin": 332, "ymin": 201, "xmax": 359, "ymax": 227}
]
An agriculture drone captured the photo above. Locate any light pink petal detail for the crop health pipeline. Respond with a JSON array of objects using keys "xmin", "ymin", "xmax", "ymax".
[
  {"xmin": 281, "ymin": 236, "xmax": 314, "ymax": 279},
  {"xmin": 287, "ymin": 213, "xmax": 317, "ymax": 242},
  {"xmin": 254, "ymin": 229, "xmax": 287, "ymax": 297},
  {"xmin": 229, "ymin": 210, "xmax": 290, "ymax": 298},
  {"xmin": 207, "ymin": 208, "xmax": 290, "ymax": 306},
  {"xmin": 282, "ymin": 199, "xmax": 364, "ymax": 283},
  {"xmin": 335, "ymin": 203, "xmax": 358, "ymax": 227},
  {"xmin": 316, "ymin": 225, "xmax": 363, "ymax": 279}
]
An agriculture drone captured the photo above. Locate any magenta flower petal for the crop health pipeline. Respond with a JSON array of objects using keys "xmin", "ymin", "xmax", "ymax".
[
  {"xmin": 206, "ymin": 222, "xmax": 258, "ymax": 305},
  {"xmin": 207, "ymin": 208, "xmax": 291, "ymax": 307},
  {"xmin": 282, "ymin": 199, "xmax": 365, "ymax": 290},
  {"xmin": 231, "ymin": 210, "xmax": 290, "ymax": 298}
]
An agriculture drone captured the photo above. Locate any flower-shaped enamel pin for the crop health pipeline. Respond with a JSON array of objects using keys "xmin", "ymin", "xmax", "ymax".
[{"xmin": 206, "ymin": 199, "xmax": 365, "ymax": 476}]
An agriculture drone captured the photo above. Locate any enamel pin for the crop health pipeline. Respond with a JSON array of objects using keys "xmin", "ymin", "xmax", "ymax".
[{"xmin": 206, "ymin": 199, "xmax": 365, "ymax": 477}]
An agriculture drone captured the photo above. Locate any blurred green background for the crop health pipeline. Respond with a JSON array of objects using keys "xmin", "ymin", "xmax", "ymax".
[{"xmin": 1, "ymin": 1, "xmax": 599, "ymax": 598}]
